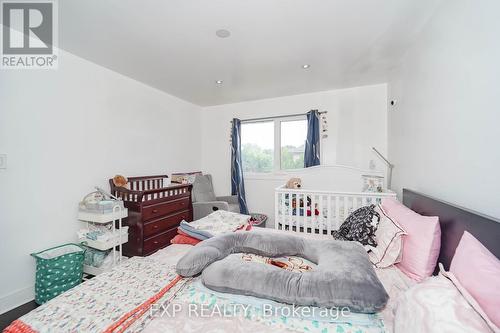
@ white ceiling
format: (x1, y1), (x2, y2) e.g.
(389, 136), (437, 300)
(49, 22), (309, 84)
(59, 0), (441, 106)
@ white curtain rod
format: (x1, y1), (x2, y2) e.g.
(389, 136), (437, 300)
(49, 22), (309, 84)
(230, 111), (327, 123)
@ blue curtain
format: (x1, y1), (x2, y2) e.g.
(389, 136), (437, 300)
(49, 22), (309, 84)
(304, 110), (321, 167)
(231, 118), (249, 214)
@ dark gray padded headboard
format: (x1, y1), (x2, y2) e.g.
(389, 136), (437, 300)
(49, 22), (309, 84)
(403, 189), (500, 272)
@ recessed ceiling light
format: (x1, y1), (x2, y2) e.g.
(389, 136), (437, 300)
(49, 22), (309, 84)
(216, 29), (231, 38)
(302, 64), (310, 69)
(215, 80), (223, 84)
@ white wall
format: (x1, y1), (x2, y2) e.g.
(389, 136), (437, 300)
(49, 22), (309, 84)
(388, 0), (500, 218)
(0, 50), (201, 313)
(200, 84), (388, 223)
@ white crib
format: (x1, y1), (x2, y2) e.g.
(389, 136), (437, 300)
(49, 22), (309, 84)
(273, 166), (396, 235)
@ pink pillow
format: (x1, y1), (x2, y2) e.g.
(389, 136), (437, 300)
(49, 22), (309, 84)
(381, 198), (441, 281)
(450, 231), (500, 329)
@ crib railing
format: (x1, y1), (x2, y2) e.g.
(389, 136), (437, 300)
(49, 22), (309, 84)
(109, 175), (190, 204)
(274, 185), (397, 235)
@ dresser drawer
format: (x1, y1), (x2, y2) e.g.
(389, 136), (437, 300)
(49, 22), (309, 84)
(143, 210), (189, 238)
(143, 228), (177, 255)
(142, 197), (190, 221)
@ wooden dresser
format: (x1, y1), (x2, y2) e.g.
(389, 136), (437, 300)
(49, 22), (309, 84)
(109, 175), (193, 257)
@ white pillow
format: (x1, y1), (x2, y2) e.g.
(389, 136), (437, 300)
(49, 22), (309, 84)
(368, 205), (406, 268)
(394, 272), (494, 333)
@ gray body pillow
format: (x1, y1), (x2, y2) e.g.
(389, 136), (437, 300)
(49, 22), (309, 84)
(176, 231), (389, 313)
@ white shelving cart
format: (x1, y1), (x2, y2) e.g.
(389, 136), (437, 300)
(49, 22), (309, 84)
(77, 204), (128, 276)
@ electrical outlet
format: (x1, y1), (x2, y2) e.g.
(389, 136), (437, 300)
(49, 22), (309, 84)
(0, 154), (6, 169)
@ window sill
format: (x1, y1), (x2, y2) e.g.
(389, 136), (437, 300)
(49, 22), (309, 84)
(243, 170), (303, 181)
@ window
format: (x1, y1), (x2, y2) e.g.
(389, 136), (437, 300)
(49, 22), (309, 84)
(281, 119), (307, 170)
(241, 121), (274, 173)
(241, 117), (308, 173)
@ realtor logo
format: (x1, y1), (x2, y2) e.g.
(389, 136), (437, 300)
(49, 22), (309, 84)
(1, 0), (58, 69)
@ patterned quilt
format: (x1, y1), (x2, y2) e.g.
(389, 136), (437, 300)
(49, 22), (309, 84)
(5, 258), (188, 333)
(6, 249), (387, 333)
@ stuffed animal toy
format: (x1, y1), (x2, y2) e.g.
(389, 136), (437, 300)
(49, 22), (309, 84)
(290, 196), (320, 216)
(286, 177), (302, 189)
(113, 175), (128, 188)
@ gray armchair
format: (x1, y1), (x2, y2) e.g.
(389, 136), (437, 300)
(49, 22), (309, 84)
(192, 174), (240, 220)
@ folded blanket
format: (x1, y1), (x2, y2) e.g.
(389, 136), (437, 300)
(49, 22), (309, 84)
(171, 232), (202, 245)
(187, 210), (251, 235)
(179, 222), (211, 240)
(178, 211), (253, 241)
(177, 228), (204, 240)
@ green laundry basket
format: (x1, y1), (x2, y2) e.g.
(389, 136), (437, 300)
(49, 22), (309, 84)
(31, 243), (86, 304)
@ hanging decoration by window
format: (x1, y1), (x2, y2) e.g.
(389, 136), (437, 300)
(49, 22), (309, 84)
(320, 112), (328, 139)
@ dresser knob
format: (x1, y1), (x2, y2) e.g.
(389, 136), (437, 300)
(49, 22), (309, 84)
(152, 209), (158, 213)
(153, 241), (159, 245)
(153, 225), (159, 229)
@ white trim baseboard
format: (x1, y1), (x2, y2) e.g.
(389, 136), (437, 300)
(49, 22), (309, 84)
(0, 285), (34, 314)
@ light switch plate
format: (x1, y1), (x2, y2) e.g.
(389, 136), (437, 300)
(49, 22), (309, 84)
(0, 154), (6, 169)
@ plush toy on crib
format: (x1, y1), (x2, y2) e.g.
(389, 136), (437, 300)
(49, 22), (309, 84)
(285, 177), (302, 189)
(112, 175), (128, 188)
(285, 178), (320, 217)
(291, 196), (320, 216)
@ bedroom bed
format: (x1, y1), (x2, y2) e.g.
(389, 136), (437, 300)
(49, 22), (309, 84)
(4, 189), (499, 333)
